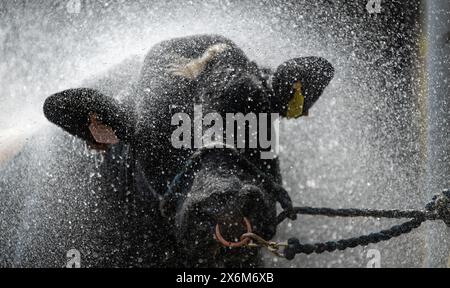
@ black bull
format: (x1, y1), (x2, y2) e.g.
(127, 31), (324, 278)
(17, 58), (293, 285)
(42, 34), (334, 267)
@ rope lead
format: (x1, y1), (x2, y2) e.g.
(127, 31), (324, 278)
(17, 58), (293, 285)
(280, 189), (450, 260)
(214, 189), (450, 260)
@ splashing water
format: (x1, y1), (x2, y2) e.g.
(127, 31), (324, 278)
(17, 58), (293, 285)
(0, 0), (448, 267)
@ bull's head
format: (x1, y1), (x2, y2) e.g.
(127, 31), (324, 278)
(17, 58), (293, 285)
(43, 36), (333, 267)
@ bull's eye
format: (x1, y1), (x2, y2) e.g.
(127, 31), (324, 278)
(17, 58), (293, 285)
(286, 81), (305, 119)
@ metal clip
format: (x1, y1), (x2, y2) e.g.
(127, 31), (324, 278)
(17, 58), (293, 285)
(240, 232), (288, 258)
(215, 217), (287, 258)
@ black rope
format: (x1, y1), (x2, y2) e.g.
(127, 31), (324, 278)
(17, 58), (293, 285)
(278, 189), (450, 260)
(283, 218), (424, 259)
(277, 206), (438, 225)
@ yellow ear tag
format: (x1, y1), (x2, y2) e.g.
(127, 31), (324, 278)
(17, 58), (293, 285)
(286, 81), (305, 119)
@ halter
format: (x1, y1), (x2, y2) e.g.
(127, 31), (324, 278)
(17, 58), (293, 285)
(160, 145), (296, 220)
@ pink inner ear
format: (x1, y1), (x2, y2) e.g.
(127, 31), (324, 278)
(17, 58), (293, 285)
(88, 114), (119, 145)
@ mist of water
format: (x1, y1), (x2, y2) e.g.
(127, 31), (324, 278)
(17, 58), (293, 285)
(0, 0), (448, 267)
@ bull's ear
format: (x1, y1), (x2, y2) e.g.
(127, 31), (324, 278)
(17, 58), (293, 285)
(271, 57), (334, 118)
(43, 88), (134, 145)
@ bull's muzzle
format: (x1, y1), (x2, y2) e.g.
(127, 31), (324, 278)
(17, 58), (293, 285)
(169, 181), (277, 266)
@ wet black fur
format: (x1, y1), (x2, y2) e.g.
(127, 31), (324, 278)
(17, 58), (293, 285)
(43, 34), (333, 267)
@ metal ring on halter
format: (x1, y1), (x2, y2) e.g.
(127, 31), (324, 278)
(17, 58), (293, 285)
(215, 217), (253, 248)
